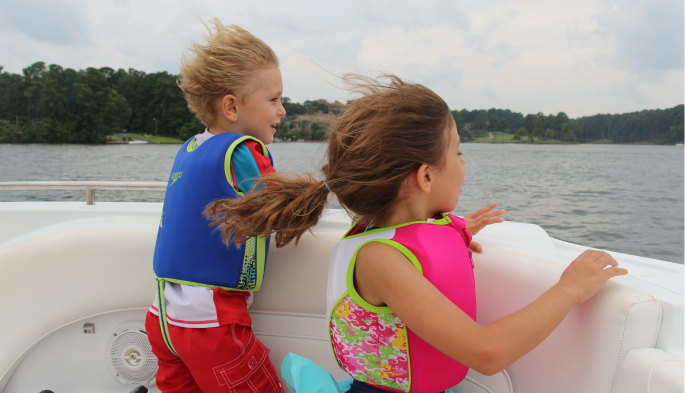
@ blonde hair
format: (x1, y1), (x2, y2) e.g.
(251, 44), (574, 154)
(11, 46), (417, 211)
(178, 19), (279, 126)
(205, 74), (452, 248)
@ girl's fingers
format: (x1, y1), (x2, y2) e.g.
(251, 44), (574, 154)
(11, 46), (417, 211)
(483, 209), (506, 217)
(467, 202), (499, 218)
(594, 251), (619, 269)
(469, 216), (505, 230)
(603, 266), (629, 278)
(470, 209), (506, 223)
(469, 241), (483, 253)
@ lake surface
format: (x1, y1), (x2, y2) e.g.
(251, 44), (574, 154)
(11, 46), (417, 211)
(0, 143), (682, 264)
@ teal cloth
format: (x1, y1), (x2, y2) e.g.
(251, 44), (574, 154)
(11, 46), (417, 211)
(232, 142), (264, 193)
(281, 353), (354, 393)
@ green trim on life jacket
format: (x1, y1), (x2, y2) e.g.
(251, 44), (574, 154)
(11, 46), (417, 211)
(345, 239), (423, 314)
(223, 135), (270, 197)
(341, 213), (452, 240)
(186, 137), (198, 152)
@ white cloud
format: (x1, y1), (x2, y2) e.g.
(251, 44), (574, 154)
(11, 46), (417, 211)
(0, 0), (87, 45)
(593, 0), (684, 74)
(0, 0), (681, 117)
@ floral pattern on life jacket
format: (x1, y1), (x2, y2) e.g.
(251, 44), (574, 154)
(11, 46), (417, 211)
(330, 295), (410, 392)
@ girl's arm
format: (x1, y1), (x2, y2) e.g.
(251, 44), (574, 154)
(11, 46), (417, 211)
(354, 243), (627, 376)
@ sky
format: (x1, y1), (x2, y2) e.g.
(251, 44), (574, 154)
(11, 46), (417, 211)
(0, 0), (682, 118)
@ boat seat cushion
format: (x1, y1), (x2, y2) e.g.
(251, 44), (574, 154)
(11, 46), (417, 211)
(473, 247), (662, 393)
(613, 348), (684, 393)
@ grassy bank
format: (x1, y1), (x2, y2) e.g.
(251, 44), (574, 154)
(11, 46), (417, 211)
(467, 131), (578, 144)
(112, 133), (184, 144)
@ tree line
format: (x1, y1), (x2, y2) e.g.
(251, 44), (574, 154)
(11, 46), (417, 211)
(452, 106), (683, 144)
(0, 62), (201, 143)
(1, 62), (682, 144)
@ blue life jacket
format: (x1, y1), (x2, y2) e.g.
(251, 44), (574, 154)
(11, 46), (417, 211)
(153, 132), (273, 291)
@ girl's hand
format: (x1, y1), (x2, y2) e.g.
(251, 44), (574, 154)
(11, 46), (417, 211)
(463, 202), (505, 253)
(557, 250), (628, 304)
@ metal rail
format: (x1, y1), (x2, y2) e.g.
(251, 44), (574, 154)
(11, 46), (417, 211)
(0, 181), (166, 205)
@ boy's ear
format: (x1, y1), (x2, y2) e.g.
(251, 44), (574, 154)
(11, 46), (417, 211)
(220, 94), (239, 123)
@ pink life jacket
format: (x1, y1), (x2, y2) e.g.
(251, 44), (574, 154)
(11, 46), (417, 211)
(326, 213), (477, 393)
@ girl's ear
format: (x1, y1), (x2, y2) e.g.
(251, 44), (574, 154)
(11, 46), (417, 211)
(415, 164), (432, 194)
(220, 94), (239, 123)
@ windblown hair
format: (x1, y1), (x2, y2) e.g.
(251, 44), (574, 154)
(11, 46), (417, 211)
(205, 74), (452, 248)
(178, 19), (279, 126)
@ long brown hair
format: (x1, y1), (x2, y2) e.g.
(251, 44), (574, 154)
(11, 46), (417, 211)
(205, 74), (452, 248)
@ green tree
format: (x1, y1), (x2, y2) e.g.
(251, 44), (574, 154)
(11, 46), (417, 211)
(281, 97), (306, 115)
(532, 118), (544, 138)
(472, 111), (487, 131)
(310, 122), (326, 140)
(554, 112), (569, 130)
(544, 128), (556, 141)
(178, 118), (205, 141)
(560, 122), (581, 142)
(669, 125), (684, 144)
(459, 128), (473, 141)
(523, 114), (536, 133)
(0, 121), (20, 143)
(513, 127), (527, 140)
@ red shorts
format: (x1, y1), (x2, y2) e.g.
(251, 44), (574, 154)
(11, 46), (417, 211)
(145, 312), (284, 393)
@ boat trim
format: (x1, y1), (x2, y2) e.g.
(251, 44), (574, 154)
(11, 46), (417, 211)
(0, 181), (166, 205)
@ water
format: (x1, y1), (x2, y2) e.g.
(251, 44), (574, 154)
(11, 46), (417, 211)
(0, 143), (682, 264)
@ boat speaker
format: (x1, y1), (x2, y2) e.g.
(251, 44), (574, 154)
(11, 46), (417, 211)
(106, 321), (158, 387)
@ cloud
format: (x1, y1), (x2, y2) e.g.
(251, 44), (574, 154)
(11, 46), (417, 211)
(350, 0), (470, 31)
(0, 0), (681, 117)
(0, 0), (87, 46)
(593, 0), (684, 74)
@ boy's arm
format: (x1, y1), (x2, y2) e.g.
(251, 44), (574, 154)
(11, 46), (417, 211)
(229, 141), (275, 194)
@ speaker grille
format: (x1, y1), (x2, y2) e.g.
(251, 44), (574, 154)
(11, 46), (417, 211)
(106, 322), (158, 386)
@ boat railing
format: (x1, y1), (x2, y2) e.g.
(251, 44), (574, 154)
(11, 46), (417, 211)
(0, 181), (166, 205)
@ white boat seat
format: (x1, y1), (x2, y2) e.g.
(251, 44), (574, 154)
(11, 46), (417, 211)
(472, 247), (668, 393)
(0, 212), (680, 393)
(451, 369), (513, 393)
(613, 348), (684, 393)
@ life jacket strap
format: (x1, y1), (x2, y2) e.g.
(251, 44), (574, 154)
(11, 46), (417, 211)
(156, 278), (179, 357)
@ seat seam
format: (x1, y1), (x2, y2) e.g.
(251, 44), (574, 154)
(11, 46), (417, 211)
(610, 298), (659, 393)
(647, 359), (684, 393)
(650, 302), (663, 348)
(464, 375), (496, 393)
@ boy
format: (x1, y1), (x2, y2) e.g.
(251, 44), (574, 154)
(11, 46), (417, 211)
(145, 19), (286, 393)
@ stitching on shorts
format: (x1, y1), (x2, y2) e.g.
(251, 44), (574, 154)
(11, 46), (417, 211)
(219, 370), (230, 387)
(262, 364), (281, 392)
(232, 324), (246, 353)
(212, 338), (269, 388)
(247, 378), (258, 393)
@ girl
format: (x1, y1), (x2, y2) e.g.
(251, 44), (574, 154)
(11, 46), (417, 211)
(205, 75), (627, 393)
